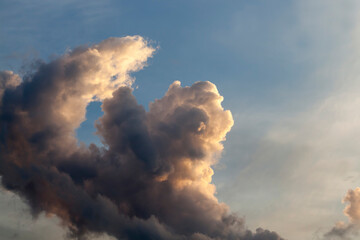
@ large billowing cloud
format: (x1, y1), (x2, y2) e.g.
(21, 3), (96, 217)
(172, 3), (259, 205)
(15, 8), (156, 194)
(0, 36), (283, 240)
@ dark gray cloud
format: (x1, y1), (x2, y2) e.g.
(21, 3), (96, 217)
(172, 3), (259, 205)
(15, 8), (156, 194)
(0, 37), (283, 240)
(323, 222), (356, 240)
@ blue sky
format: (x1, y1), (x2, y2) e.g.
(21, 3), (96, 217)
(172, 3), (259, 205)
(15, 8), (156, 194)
(1, 0), (319, 147)
(2, 1), (360, 240)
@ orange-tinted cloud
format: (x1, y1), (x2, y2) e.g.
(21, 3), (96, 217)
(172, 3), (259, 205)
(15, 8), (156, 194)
(0, 37), (283, 240)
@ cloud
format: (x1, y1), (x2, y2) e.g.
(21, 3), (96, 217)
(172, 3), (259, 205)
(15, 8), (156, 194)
(0, 36), (283, 240)
(0, 70), (21, 102)
(213, 2), (360, 239)
(343, 188), (360, 224)
(323, 188), (360, 240)
(323, 222), (356, 240)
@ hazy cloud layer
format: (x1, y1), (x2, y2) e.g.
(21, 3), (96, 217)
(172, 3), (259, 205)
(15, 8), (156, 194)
(0, 37), (283, 240)
(211, 2), (360, 240)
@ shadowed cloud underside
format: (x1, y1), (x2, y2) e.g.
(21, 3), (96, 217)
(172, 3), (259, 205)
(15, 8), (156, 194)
(0, 36), (283, 240)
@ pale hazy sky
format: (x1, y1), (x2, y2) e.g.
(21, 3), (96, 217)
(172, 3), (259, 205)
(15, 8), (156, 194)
(1, 1), (360, 240)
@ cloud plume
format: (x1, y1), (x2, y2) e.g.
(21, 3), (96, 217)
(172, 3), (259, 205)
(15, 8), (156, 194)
(0, 36), (283, 240)
(323, 188), (360, 240)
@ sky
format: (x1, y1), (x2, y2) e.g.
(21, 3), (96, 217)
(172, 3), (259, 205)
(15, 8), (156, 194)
(1, 1), (360, 240)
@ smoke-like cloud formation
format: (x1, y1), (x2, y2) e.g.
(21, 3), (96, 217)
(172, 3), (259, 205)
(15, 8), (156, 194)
(0, 36), (283, 240)
(343, 188), (360, 224)
(323, 188), (360, 240)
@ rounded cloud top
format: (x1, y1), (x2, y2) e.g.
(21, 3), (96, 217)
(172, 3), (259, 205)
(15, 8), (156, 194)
(0, 36), (283, 240)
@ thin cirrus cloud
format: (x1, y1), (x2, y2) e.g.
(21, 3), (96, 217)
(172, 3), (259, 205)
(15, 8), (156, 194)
(0, 36), (283, 240)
